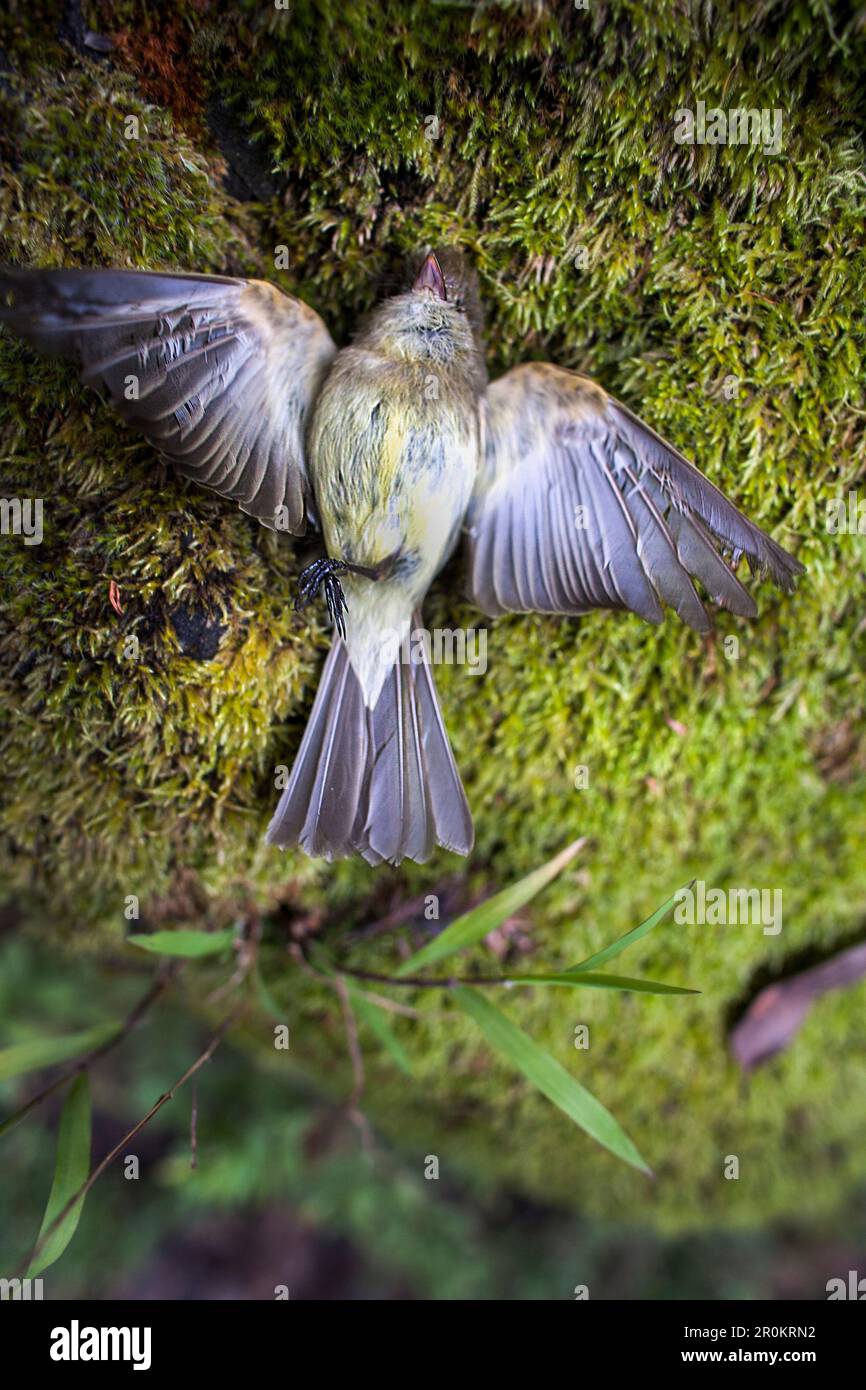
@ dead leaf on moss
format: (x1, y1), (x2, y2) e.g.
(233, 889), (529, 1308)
(730, 942), (866, 1070)
(812, 718), (866, 785)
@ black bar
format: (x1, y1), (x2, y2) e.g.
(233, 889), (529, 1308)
(1, 1297), (862, 1374)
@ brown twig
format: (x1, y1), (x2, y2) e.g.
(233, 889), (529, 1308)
(189, 1083), (198, 1170)
(348, 988), (420, 1019)
(333, 978), (374, 1155)
(295, 929), (522, 992)
(205, 912), (261, 1005)
(22, 1004), (242, 1277)
(291, 944), (377, 1152)
(3, 963), (180, 1133)
(334, 978), (365, 1106)
(332, 963), (521, 989)
(346, 891), (443, 944)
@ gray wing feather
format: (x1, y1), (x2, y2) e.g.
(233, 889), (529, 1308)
(468, 362), (804, 630)
(0, 267), (336, 532)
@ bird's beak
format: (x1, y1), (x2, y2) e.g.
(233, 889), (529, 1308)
(412, 253), (447, 301)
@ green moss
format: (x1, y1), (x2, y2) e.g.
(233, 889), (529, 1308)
(1, 0), (865, 1231)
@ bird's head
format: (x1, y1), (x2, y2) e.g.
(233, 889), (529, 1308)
(356, 249), (486, 384)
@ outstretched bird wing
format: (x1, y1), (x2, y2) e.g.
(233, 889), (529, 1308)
(0, 267), (337, 533)
(467, 363), (803, 631)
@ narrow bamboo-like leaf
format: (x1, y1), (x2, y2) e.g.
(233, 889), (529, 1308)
(0, 1074), (73, 1139)
(252, 965), (283, 1021)
(347, 988), (413, 1076)
(0, 1023), (120, 1084)
(453, 987), (650, 1174)
(28, 1073), (92, 1276)
(504, 972), (699, 995)
(307, 944), (337, 978)
(565, 884), (690, 974)
(127, 928), (236, 958)
(396, 839), (585, 978)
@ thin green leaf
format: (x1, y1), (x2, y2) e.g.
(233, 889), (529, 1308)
(127, 928), (237, 958)
(28, 1073), (92, 1276)
(307, 944), (338, 978)
(453, 987), (650, 1174)
(504, 972), (699, 995)
(0, 1074), (74, 1139)
(396, 838), (585, 978)
(252, 965), (283, 1021)
(347, 987), (413, 1076)
(565, 884), (691, 974)
(0, 1023), (120, 1084)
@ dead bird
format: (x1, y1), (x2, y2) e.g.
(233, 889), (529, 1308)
(0, 252), (804, 865)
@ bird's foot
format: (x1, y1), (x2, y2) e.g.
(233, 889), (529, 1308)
(295, 556), (389, 640)
(295, 557), (353, 639)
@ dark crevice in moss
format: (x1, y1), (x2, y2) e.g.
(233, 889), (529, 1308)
(169, 602), (228, 661)
(205, 95), (283, 203)
(725, 921), (866, 1035)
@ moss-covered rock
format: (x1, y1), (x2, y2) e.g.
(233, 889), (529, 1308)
(1, 0), (865, 1231)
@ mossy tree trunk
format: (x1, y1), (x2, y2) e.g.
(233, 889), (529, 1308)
(1, 0), (865, 1229)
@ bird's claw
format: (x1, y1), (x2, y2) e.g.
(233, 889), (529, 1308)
(322, 574), (348, 640)
(295, 557), (349, 640)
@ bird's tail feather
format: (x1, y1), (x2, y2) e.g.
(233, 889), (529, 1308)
(265, 618), (473, 865)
